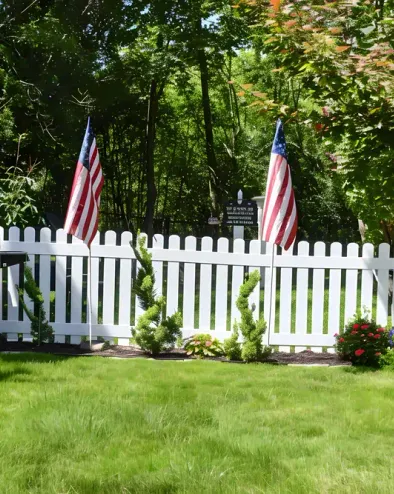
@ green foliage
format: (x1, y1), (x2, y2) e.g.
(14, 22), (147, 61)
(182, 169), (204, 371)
(17, 267), (53, 345)
(0, 167), (40, 228)
(224, 327), (242, 361)
(235, 270), (271, 362)
(130, 236), (182, 355)
(379, 349), (394, 370)
(0, 0), (361, 241)
(245, 0), (394, 242)
(335, 314), (389, 367)
(184, 334), (224, 359)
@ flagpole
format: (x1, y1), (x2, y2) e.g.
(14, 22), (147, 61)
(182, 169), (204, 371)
(266, 243), (275, 347)
(87, 247), (93, 348)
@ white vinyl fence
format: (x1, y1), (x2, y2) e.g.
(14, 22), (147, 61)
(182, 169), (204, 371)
(1, 227), (393, 352)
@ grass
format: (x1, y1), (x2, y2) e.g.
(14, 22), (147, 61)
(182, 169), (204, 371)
(1, 355), (394, 493)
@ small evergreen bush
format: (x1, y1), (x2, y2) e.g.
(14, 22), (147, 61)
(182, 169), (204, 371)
(131, 236), (182, 355)
(224, 327), (242, 361)
(17, 266), (53, 344)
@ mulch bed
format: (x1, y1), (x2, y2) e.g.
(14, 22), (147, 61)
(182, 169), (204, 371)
(0, 342), (350, 366)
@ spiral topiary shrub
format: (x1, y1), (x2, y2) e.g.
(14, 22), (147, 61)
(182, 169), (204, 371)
(233, 270), (271, 363)
(130, 235), (182, 355)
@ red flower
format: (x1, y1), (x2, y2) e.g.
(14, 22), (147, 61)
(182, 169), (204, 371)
(334, 333), (339, 337)
(375, 352), (382, 356)
(353, 324), (360, 329)
(350, 330), (358, 335)
(355, 349), (365, 357)
(361, 324), (369, 330)
(361, 334), (365, 337)
(205, 340), (212, 347)
(339, 337), (345, 343)
(374, 334), (381, 339)
(377, 328), (385, 333)
(368, 333), (374, 337)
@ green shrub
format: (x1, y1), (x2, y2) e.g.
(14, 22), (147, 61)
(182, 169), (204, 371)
(184, 333), (224, 358)
(235, 270), (271, 362)
(335, 314), (388, 366)
(224, 327), (242, 361)
(130, 236), (182, 355)
(17, 266), (53, 345)
(379, 349), (394, 369)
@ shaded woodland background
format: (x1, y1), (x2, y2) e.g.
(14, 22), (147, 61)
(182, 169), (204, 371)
(1, 0), (393, 243)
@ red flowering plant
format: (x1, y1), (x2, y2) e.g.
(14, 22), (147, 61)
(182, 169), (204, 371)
(335, 315), (389, 366)
(184, 334), (224, 359)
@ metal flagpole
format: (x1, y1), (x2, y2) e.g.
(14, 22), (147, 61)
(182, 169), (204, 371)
(266, 244), (275, 347)
(87, 247), (93, 348)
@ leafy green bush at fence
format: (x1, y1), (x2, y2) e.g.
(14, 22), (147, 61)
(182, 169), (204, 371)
(224, 327), (242, 361)
(17, 266), (53, 344)
(184, 334), (224, 358)
(130, 236), (182, 355)
(335, 314), (389, 367)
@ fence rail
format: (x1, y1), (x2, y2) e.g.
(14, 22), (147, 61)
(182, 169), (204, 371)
(1, 227), (393, 351)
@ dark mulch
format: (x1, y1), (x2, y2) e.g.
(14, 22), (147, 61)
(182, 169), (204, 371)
(0, 342), (349, 366)
(265, 350), (350, 366)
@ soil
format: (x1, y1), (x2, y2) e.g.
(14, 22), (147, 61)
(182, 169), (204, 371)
(0, 342), (350, 366)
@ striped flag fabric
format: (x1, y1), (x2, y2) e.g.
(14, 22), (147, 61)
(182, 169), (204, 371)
(261, 119), (297, 250)
(64, 118), (104, 247)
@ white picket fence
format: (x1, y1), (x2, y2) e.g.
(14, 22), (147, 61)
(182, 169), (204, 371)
(1, 227), (393, 352)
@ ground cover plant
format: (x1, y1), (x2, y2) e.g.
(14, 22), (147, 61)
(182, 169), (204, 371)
(1, 354), (394, 493)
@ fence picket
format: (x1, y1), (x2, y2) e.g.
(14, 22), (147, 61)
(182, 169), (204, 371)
(361, 243), (374, 317)
(7, 227), (21, 341)
(328, 243), (342, 338)
(295, 241), (309, 352)
(183, 236), (197, 331)
(102, 231), (116, 329)
(279, 245), (293, 352)
(152, 234), (164, 297)
(23, 227), (36, 328)
(39, 228), (51, 320)
(231, 239), (245, 329)
(345, 243), (359, 325)
(264, 243), (276, 345)
(215, 238), (229, 336)
(90, 233), (100, 327)
(118, 232), (132, 346)
(70, 235), (84, 345)
(0, 228), (3, 321)
(248, 240), (261, 321)
(311, 242), (326, 352)
(376, 243), (390, 327)
(166, 235), (180, 316)
(199, 237), (213, 332)
(54, 229), (67, 343)
(134, 233), (147, 322)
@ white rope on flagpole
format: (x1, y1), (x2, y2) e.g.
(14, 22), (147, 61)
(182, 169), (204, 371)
(87, 247), (93, 348)
(266, 243), (276, 347)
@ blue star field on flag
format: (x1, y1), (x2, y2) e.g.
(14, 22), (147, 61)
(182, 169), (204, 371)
(271, 119), (287, 159)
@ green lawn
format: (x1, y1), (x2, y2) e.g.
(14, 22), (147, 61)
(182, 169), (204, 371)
(1, 355), (394, 493)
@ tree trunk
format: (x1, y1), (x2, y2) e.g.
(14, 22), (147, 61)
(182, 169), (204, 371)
(143, 79), (158, 242)
(196, 18), (220, 217)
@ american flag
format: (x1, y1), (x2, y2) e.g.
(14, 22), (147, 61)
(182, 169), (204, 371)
(261, 119), (297, 251)
(64, 118), (104, 247)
